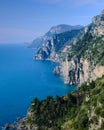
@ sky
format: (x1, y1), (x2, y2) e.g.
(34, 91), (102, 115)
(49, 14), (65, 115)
(0, 0), (104, 43)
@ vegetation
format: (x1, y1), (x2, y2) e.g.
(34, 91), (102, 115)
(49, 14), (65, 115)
(54, 29), (80, 52)
(68, 27), (104, 65)
(24, 76), (104, 130)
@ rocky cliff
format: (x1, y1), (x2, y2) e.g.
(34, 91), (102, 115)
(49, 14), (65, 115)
(33, 10), (104, 86)
(34, 29), (82, 61)
(55, 10), (104, 86)
(59, 58), (104, 86)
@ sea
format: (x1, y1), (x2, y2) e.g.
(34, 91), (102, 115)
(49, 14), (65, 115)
(0, 44), (76, 128)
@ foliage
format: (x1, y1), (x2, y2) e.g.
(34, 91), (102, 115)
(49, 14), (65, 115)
(69, 32), (104, 65)
(53, 29), (80, 52)
(26, 76), (104, 130)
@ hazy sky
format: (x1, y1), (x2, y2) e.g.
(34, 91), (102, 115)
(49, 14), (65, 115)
(0, 0), (104, 43)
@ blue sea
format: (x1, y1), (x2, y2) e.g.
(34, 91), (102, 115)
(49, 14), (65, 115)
(0, 44), (76, 128)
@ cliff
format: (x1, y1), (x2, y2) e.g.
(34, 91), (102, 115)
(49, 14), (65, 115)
(59, 58), (104, 86)
(33, 10), (104, 86)
(34, 29), (81, 61)
(54, 10), (104, 86)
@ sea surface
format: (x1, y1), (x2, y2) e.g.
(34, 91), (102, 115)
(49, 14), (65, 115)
(0, 44), (76, 128)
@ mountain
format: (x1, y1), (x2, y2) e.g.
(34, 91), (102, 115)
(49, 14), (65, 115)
(54, 10), (104, 86)
(29, 24), (83, 49)
(34, 29), (82, 61)
(33, 10), (104, 86)
(45, 24), (83, 36)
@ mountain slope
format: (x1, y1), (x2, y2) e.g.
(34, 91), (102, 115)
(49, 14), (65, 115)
(12, 75), (104, 130)
(34, 29), (82, 61)
(29, 24), (83, 50)
(58, 10), (104, 85)
(32, 10), (104, 85)
(62, 75), (104, 130)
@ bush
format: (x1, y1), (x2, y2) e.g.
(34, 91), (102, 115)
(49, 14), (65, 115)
(90, 116), (98, 124)
(95, 107), (102, 116)
(100, 110), (104, 118)
(78, 114), (89, 128)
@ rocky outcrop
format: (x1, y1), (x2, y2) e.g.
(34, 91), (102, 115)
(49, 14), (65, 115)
(58, 56), (104, 85)
(34, 38), (60, 61)
(56, 56), (104, 86)
(4, 118), (38, 130)
(4, 124), (16, 130)
(54, 57), (80, 85)
(80, 60), (104, 84)
(53, 66), (61, 75)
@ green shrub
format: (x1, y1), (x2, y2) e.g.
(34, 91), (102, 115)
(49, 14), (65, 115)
(95, 107), (102, 116)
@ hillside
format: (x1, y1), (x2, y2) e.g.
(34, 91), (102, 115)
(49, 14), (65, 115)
(29, 24), (82, 49)
(54, 10), (104, 85)
(34, 29), (82, 61)
(10, 75), (104, 130)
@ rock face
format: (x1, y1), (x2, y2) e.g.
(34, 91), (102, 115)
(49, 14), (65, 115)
(53, 66), (61, 75)
(60, 58), (104, 86)
(59, 10), (104, 86)
(60, 57), (80, 85)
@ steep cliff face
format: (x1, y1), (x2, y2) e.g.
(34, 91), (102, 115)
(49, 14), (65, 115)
(59, 10), (104, 86)
(60, 58), (104, 86)
(80, 60), (104, 85)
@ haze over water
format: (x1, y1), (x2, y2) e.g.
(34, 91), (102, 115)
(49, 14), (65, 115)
(0, 44), (76, 127)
